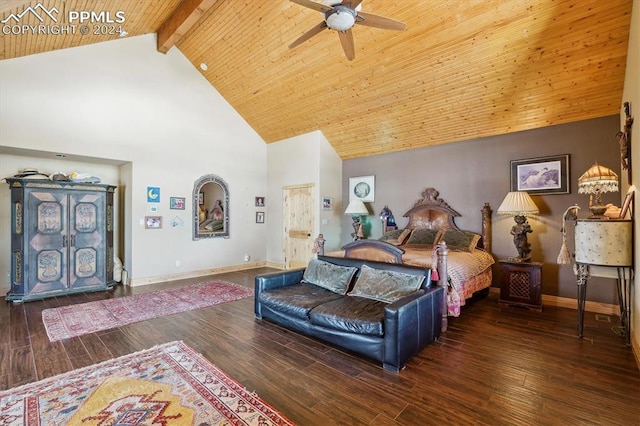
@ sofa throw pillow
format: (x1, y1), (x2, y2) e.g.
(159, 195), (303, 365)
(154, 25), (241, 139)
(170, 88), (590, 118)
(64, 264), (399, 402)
(439, 229), (481, 252)
(348, 264), (425, 303)
(404, 228), (442, 246)
(302, 258), (358, 295)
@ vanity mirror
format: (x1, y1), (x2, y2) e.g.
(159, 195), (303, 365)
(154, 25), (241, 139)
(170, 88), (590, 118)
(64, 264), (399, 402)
(193, 174), (229, 239)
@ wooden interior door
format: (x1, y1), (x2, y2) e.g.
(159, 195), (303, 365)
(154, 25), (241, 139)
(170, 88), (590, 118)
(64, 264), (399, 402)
(283, 184), (314, 270)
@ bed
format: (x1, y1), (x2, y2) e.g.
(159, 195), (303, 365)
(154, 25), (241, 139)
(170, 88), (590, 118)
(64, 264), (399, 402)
(326, 187), (494, 332)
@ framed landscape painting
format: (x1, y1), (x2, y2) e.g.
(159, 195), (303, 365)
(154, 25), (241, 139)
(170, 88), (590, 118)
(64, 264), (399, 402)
(510, 154), (570, 194)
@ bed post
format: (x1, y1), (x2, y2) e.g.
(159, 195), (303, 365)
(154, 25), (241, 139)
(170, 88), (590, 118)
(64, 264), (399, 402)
(435, 241), (449, 333)
(481, 202), (492, 253)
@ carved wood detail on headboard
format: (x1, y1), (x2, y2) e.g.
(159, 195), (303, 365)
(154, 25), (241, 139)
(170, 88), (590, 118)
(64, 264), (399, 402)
(402, 188), (492, 253)
(403, 188), (461, 230)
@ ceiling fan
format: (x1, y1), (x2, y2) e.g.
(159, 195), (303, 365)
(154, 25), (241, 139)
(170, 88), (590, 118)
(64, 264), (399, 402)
(289, 0), (406, 61)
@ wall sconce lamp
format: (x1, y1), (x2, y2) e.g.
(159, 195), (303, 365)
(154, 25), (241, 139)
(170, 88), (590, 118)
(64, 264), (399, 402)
(345, 199), (368, 240)
(577, 163), (619, 218)
(497, 191), (539, 262)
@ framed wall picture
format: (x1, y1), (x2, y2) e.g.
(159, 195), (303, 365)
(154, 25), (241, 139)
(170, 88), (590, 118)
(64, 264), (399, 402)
(255, 196), (265, 207)
(145, 216), (162, 229)
(349, 175), (375, 202)
(322, 197), (333, 210)
(510, 154), (570, 194)
(170, 197), (185, 210)
(619, 189), (634, 219)
(147, 186), (160, 203)
(256, 211), (265, 223)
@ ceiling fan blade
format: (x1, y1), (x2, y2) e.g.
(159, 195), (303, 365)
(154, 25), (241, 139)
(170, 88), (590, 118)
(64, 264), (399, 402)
(289, 21), (328, 49)
(341, 0), (363, 8)
(355, 11), (406, 31)
(290, 0), (334, 13)
(338, 29), (355, 60)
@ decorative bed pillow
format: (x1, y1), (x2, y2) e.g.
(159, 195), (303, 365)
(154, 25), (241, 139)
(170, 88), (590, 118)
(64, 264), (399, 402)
(348, 264), (425, 303)
(384, 228), (412, 246)
(404, 228), (442, 246)
(379, 229), (405, 242)
(302, 258), (358, 295)
(439, 229), (481, 252)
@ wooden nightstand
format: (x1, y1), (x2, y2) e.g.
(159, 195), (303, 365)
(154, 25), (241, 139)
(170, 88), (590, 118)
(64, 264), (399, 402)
(498, 260), (543, 312)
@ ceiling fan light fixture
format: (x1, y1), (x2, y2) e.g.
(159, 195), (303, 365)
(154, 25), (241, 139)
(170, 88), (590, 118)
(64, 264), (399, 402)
(325, 6), (356, 31)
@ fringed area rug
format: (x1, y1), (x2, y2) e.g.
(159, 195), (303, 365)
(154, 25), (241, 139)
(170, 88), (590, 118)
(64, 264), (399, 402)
(43, 280), (253, 341)
(0, 341), (294, 425)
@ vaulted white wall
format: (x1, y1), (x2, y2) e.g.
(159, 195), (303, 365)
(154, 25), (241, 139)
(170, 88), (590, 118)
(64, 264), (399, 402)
(0, 34), (268, 288)
(266, 130), (342, 266)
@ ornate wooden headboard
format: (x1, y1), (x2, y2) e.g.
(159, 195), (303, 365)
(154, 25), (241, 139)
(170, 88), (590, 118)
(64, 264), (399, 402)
(402, 188), (492, 253)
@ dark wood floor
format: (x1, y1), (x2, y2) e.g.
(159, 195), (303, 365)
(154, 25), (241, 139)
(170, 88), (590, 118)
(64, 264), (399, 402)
(1, 268), (639, 425)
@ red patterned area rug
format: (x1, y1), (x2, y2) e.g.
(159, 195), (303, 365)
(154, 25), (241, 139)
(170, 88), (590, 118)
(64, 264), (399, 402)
(0, 341), (294, 425)
(42, 280), (253, 341)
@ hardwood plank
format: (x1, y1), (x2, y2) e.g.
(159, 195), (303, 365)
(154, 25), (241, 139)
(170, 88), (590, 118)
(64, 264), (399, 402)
(0, 268), (637, 426)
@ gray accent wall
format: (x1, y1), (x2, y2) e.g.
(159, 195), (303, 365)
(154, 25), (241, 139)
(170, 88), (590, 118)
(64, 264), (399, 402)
(343, 115), (622, 303)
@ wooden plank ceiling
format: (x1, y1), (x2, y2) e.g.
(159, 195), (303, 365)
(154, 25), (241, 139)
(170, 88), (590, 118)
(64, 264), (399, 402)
(1, 0), (633, 159)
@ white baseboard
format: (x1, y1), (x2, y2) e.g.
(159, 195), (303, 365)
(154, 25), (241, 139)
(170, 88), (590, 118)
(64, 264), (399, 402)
(128, 262), (268, 287)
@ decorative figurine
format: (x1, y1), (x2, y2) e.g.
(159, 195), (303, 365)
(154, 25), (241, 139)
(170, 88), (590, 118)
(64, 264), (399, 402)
(510, 215), (533, 261)
(313, 234), (325, 256)
(379, 205), (397, 233)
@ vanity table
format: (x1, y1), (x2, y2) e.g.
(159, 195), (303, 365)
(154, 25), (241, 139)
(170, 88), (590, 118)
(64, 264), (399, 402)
(574, 219), (633, 345)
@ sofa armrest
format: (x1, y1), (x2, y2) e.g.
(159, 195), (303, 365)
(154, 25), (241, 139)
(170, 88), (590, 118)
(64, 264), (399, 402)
(254, 269), (305, 318)
(382, 286), (444, 371)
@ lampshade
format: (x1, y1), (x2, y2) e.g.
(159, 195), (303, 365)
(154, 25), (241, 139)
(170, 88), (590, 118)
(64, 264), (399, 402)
(345, 199), (368, 215)
(577, 163), (619, 195)
(497, 191), (539, 216)
(575, 219), (632, 266)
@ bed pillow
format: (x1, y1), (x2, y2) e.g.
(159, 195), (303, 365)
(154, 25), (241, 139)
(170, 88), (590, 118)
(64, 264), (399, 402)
(379, 229), (404, 242)
(439, 229), (481, 252)
(302, 258), (358, 295)
(404, 228), (442, 246)
(381, 228), (412, 246)
(348, 264), (425, 303)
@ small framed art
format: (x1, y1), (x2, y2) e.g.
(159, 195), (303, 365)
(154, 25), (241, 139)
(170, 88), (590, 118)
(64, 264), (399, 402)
(170, 197), (185, 210)
(255, 197), (265, 207)
(349, 175), (375, 202)
(620, 190), (634, 219)
(322, 197), (333, 210)
(256, 211), (265, 223)
(145, 216), (162, 229)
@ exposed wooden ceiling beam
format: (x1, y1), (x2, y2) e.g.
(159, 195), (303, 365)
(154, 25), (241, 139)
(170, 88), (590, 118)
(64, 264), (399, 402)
(157, 0), (218, 54)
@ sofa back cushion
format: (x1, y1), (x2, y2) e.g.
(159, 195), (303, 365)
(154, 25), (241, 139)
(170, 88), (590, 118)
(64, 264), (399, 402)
(348, 264), (425, 303)
(317, 255), (432, 289)
(302, 258), (358, 295)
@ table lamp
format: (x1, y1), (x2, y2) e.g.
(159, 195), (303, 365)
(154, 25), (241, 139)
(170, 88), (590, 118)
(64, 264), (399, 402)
(577, 163), (619, 218)
(497, 191), (539, 261)
(345, 199), (368, 240)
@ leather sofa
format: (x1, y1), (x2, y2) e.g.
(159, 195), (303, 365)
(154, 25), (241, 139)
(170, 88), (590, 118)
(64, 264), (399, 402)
(254, 255), (444, 372)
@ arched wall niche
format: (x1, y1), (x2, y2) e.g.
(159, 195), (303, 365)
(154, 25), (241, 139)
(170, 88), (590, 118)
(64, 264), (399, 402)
(193, 174), (229, 239)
